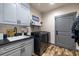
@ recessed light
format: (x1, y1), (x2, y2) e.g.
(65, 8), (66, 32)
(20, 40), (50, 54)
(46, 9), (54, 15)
(49, 3), (54, 5)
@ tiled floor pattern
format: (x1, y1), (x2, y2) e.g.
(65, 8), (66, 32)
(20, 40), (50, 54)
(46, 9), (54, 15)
(42, 44), (79, 56)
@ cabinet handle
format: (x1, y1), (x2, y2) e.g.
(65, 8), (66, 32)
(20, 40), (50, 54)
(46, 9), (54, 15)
(21, 47), (25, 53)
(56, 31), (58, 35)
(17, 20), (21, 24)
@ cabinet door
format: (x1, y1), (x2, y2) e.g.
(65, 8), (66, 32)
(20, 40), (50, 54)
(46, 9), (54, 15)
(20, 3), (30, 26)
(20, 47), (26, 56)
(3, 3), (17, 24)
(25, 45), (33, 56)
(20, 45), (33, 56)
(0, 4), (3, 23)
(26, 7), (30, 26)
(16, 4), (26, 25)
(16, 4), (30, 26)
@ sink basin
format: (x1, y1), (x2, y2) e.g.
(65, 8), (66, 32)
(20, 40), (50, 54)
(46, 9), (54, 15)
(7, 35), (30, 42)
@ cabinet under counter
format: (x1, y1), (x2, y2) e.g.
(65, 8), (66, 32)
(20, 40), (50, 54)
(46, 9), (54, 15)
(0, 36), (34, 56)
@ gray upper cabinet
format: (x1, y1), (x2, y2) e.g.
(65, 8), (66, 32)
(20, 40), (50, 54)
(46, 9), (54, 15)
(0, 4), (3, 23)
(3, 3), (17, 25)
(25, 6), (30, 26)
(0, 3), (30, 26)
(16, 4), (30, 26)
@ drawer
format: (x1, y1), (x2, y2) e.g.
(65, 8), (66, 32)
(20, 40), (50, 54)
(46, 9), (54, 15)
(0, 41), (24, 55)
(1, 47), (22, 56)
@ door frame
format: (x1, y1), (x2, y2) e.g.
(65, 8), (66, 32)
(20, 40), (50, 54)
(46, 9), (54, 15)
(55, 12), (77, 45)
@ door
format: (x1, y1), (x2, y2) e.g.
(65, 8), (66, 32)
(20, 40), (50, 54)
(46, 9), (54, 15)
(55, 12), (77, 50)
(3, 3), (17, 24)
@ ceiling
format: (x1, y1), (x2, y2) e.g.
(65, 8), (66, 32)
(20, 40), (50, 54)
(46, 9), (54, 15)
(30, 3), (67, 13)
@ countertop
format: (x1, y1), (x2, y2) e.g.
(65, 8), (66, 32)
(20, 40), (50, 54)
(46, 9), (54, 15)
(0, 35), (33, 46)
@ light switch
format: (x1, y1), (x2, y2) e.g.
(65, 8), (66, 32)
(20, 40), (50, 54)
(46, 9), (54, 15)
(0, 33), (3, 40)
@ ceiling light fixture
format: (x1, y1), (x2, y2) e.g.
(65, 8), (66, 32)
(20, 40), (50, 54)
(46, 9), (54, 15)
(49, 3), (55, 5)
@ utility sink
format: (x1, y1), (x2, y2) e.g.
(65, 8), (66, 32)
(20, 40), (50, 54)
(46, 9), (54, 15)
(7, 35), (30, 42)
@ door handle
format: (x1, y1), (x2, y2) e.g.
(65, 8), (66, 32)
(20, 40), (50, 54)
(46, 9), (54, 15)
(56, 31), (58, 35)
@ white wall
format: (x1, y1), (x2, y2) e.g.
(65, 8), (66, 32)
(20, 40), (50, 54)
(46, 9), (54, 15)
(42, 4), (79, 44)
(30, 6), (42, 32)
(30, 6), (42, 23)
